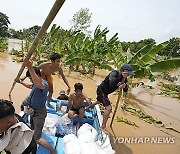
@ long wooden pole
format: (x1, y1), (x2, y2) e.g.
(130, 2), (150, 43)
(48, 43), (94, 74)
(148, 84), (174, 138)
(9, 0), (65, 96)
(110, 88), (123, 128)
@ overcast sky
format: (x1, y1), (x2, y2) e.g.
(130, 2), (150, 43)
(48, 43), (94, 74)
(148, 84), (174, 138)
(1, 0), (180, 43)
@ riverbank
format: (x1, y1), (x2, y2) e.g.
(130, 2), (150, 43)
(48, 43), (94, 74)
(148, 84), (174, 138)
(0, 51), (180, 154)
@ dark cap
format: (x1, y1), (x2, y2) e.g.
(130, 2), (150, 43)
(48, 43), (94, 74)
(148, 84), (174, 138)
(59, 90), (66, 95)
(121, 64), (135, 75)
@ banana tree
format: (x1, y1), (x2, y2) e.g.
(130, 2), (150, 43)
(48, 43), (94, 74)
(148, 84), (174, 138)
(63, 25), (119, 74)
(125, 41), (180, 80)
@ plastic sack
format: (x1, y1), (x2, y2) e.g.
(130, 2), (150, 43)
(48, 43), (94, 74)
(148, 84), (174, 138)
(55, 113), (72, 137)
(62, 134), (81, 154)
(58, 113), (71, 125)
(77, 123), (98, 143)
(79, 141), (108, 154)
(43, 113), (60, 136)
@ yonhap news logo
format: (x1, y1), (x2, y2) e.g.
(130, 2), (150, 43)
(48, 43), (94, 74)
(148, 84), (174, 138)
(113, 137), (175, 144)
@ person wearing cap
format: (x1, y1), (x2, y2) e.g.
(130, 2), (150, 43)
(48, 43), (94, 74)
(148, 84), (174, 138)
(17, 58), (56, 154)
(57, 90), (69, 100)
(0, 99), (37, 154)
(86, 64), (134, 131)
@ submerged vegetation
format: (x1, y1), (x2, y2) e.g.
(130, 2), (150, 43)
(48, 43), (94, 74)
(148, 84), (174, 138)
(116, 116), (139, 128)
(159, 83), (180, 99)
(121, 104), (162, 124)
(158, 72), (178, 82)
(121, 104), (180, 134)
(0, 37), (8, 51)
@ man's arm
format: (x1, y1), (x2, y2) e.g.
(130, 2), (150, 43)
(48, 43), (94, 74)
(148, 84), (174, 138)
(64, 94), (72, 113)
(84, 94), (92, 105)
(58, 67), (71, 94)
(18, 79), (32, 89)
(23, 58), (45, 90)
(85, 101), (99, 111)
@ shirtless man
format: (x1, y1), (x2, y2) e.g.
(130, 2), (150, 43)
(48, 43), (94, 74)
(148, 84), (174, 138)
(20, 53), (70, 108)
(65, 83), (91, 128)
(39, 53), (70, 108)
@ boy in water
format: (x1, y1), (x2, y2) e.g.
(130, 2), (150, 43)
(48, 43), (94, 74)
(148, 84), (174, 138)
(65, 83), (91, 128)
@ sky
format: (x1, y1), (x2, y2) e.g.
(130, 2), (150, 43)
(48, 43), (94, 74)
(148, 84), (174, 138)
(1, 0), (180, 43)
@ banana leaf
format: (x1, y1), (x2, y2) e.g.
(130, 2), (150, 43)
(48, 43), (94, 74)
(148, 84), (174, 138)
(128, 44), (152, 64)
(140, 41), (169, 66)
(107, 33), (118, 45)
(149, 58), (180, 72)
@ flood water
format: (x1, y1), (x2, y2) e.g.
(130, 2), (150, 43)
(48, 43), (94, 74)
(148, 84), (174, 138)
(0, 39), (180, 154)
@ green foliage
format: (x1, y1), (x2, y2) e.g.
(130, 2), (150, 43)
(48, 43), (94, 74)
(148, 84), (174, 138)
(116, 116), (139, 128)
(121, 104), (180, 134)
(121, 104), (163, 124)
(8, 21), (179, 81)
(9, 28), (23, 39)
(9, 25), (41, 39)
(149, 58), (180, 72)
(63, 25), (118, 74)
(158, 37), (180, 58)
(25, 25), (41, 39)
(0, 37), (8, 51)
(126, 41), (180, 81)
(71, 8), (92, 35)
(0, 12), (10, 37)
(159, 83), (180, 99)
(121, 38), (156, 54)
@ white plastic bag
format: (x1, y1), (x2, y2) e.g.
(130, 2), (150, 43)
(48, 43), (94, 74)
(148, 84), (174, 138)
(58, 113), (71, 125)
(43, 113), (60, 135)
(62, 134), (81, 154)
(77, 123), (98, 143)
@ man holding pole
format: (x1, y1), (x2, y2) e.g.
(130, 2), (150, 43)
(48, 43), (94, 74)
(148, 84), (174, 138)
(18, 58), (57, 154)
(86, 64), (134, 131)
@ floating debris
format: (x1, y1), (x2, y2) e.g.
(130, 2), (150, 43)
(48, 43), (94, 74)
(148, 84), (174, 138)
(121, 104), (180, 134)
(158, 82), (180, 99)
(121, 104), (162, 124)
(116, 116), (139, 128)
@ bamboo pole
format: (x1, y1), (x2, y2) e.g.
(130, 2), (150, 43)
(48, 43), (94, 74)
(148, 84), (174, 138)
(110, 88), (123, 128)
(9, 0), (65, 96)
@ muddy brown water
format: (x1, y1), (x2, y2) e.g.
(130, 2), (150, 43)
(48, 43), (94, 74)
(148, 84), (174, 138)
(0, 39), (180, 154)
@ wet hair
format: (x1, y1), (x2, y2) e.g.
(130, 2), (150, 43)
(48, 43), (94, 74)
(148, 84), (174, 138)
(50, 53), (62, 61)
(0, 99), (15, 119)
(74, 83), (83, 91)
(26, 66), (41, 77)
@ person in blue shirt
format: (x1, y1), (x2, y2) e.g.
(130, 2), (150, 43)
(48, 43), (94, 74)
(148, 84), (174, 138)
(18, 58), (56, 154)
(86, 64), (134, 132)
